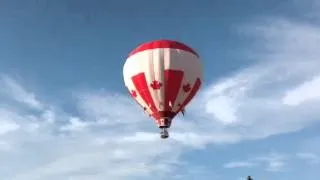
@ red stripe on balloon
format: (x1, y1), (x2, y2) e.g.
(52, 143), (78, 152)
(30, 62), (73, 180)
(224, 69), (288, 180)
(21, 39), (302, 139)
(163, 70), (184, 111)
(131, 73), (158, 114)
(176, 78), (201, 113)
(128, 40), (199, 57)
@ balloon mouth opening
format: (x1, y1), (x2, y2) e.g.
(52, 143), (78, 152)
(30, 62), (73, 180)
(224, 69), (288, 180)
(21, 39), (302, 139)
(158, 117), (172, 128)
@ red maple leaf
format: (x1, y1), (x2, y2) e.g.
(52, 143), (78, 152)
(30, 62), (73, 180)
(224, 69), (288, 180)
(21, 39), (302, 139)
(150, 80), (162, 90)
(131, 90), (137, 97)
(183, 83), (191, 92)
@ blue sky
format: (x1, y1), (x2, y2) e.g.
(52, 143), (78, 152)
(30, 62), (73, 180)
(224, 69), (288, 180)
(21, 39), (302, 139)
(0, 0), (320, 180)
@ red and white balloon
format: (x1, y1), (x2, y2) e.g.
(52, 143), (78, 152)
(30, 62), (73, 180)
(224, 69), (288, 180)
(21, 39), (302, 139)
(123, 39), (203, 138)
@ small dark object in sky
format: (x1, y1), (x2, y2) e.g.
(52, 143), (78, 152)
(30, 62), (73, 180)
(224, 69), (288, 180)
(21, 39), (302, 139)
(247, 176), (253, 180)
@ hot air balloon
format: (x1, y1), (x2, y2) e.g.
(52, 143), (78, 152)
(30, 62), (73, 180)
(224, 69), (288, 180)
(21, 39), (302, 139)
(123, 39), (202, 139)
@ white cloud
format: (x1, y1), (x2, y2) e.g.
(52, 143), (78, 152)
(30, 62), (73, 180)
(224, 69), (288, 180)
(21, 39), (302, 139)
(60, 117), (88, 132)
(224, 151), (320, 174)
(189, 16), (320, 144)
(0, 111), (20, 135)
(0, 75), (43, 110)
(253, 153), (288, 172)
(224, 152), (288, 172)
(296, 152), (320, 164)
(224, 161), (256, 168)
(0, 77), (190, 180)
(282, 75), (320, 106)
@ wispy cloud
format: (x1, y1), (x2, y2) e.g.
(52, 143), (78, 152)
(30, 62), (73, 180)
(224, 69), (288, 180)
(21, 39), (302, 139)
(224, 161), (256, 169)
(296, 152), (320, 164)
(0, 75), (43, 110)
(0, 76), (191, 180)
(224, 152), (288, 172)
(282, 75), (320, 106)
(253, 153), (288, 172)
(224, 150), (320, 173)
(188, 15), (320, 145)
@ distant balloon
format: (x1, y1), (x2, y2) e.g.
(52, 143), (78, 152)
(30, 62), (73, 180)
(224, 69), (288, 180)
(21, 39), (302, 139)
(123, 39), (203, 139)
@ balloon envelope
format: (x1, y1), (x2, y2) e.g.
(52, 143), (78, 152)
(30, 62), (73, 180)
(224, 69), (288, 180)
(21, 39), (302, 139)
(123, 39), (202, 128)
